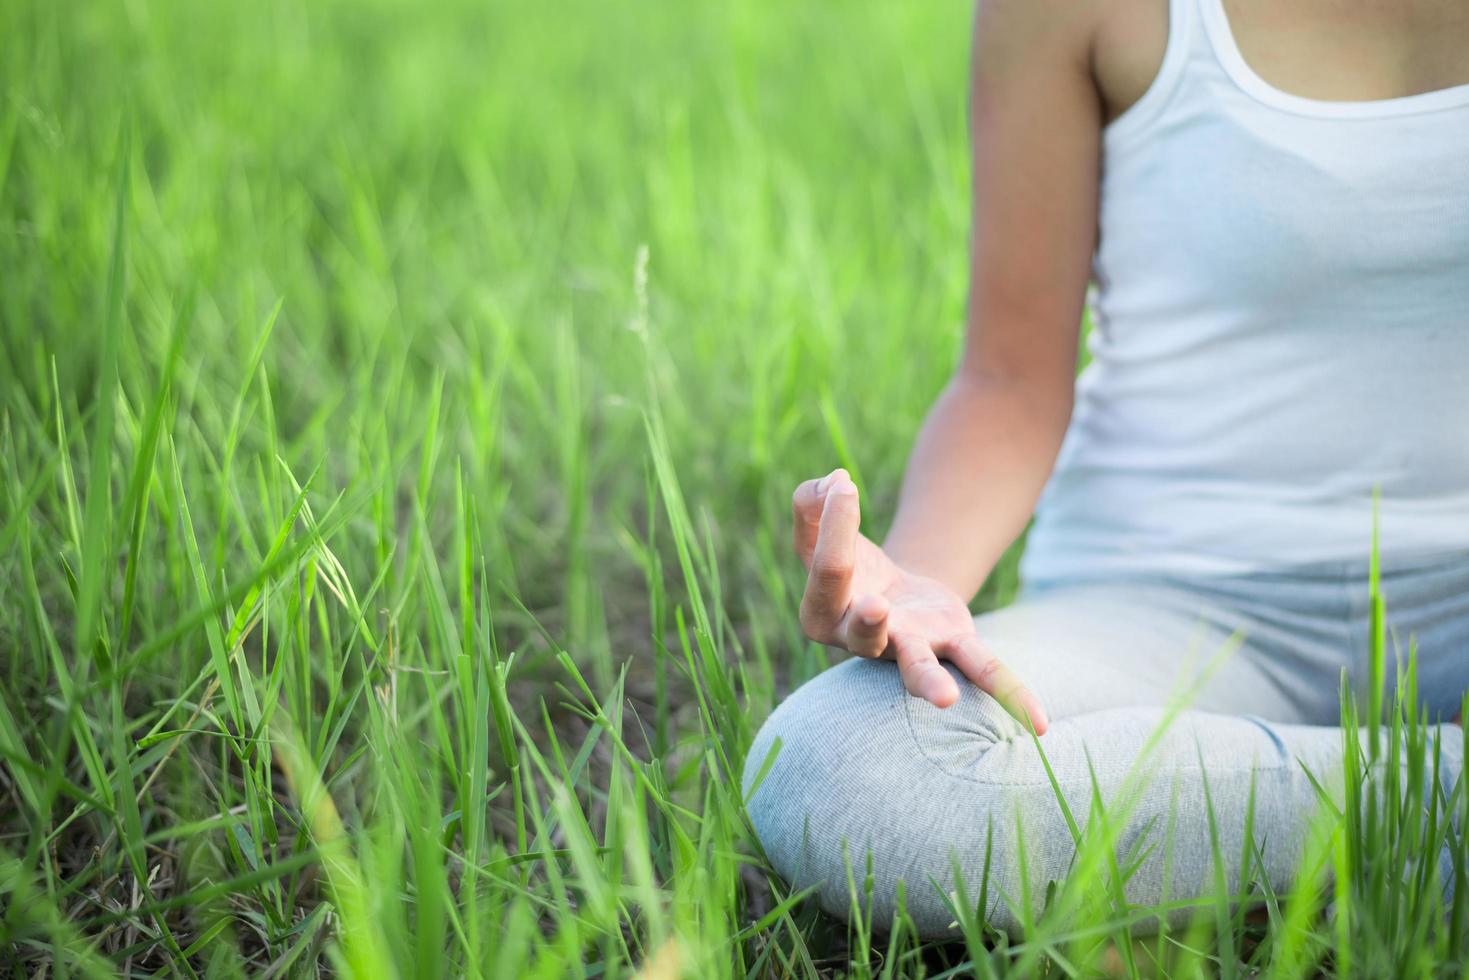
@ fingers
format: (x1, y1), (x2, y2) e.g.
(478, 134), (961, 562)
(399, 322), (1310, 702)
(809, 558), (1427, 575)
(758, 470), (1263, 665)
(843, 593), (890, 658)
(939, 634), (1050, 735)
(798, 475), (861, 641)
(893, 633), (960, 707)
(791, 468), (849, 566)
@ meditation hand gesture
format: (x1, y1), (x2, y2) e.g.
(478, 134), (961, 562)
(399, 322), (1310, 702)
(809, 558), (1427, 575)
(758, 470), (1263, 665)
(792, 468), (1049, 733)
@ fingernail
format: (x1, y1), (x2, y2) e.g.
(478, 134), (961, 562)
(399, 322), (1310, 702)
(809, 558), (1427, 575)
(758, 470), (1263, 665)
(818, 467), (851, 494)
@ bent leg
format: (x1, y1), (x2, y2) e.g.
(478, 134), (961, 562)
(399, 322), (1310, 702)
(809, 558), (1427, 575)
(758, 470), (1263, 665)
(743, 580), (1464, 937)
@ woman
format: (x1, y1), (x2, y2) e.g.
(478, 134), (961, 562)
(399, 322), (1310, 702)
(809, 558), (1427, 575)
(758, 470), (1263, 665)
(743, 0), (1469, 938)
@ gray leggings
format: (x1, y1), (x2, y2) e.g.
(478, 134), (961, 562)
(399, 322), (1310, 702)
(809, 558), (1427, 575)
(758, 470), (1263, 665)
(743, 554), (1469, 937)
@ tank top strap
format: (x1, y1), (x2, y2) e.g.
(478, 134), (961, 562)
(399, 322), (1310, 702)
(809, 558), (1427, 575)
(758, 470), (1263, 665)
(1102, 0), (1202, 144)
(1193, 0), (1469, 118)
(1195, 0), (1260, 97)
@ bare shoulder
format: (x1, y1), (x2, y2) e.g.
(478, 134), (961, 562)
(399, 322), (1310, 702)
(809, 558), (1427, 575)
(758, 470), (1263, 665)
(972, 0), (1169, 125)
(971, 0), (1102, 76)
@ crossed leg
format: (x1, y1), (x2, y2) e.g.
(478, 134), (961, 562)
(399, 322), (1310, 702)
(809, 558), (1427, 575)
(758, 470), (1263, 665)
(743, 576), (1463, 937)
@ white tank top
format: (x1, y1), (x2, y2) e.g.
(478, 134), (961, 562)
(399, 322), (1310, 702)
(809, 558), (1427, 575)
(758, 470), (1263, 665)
(1020, 0), (1469, 583)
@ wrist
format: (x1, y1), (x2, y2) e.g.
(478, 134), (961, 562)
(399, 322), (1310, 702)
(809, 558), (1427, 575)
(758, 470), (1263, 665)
(880, 537), (988, 602)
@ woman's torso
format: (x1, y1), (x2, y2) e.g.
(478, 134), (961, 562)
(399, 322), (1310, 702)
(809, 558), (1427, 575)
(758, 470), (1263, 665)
(1020, 0), (1469, 583)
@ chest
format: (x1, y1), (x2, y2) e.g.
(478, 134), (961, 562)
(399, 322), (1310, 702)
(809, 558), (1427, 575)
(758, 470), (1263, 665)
(1224, 0), (1469, 101)
(1093, 0), (1469, 123)
(1097, 114), (1469, 320)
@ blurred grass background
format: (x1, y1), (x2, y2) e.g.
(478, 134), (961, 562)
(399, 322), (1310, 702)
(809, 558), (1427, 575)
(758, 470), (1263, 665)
(2, 0), (1006, 681)
(0, 0), (1008, 973)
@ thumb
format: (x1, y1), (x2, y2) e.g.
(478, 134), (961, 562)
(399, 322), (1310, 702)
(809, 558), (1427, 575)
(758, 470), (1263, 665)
(792, 468), (850, 565)
(811, 473), (861, 579)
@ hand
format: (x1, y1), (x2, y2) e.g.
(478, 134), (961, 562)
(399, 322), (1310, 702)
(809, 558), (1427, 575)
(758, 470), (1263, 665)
(792, 468), (1049, 733)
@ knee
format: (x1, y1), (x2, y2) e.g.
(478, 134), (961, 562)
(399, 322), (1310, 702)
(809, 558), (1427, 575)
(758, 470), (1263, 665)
(743, 659), (930, 926)
(742, 661), (1027, 806)
(743, 659), (917, 879)
(742, 659), (1047, 937)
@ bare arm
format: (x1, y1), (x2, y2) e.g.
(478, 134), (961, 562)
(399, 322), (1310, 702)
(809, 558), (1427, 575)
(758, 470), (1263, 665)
(883, 0), (1103, 601)
(788, 0), (1105, 725)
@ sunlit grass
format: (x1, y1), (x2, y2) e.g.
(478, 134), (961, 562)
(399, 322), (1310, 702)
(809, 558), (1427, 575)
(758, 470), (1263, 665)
(1, 0), (1465, 975)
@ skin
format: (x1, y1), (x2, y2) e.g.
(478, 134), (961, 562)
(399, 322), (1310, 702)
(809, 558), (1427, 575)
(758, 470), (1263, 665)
(792, 0), (1469, 731)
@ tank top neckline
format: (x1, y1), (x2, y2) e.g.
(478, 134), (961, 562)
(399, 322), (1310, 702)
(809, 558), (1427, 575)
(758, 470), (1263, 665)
(1200, 0), (1469, 119)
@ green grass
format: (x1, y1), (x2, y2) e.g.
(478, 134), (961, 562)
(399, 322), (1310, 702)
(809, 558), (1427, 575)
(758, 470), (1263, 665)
(1, 0), (1465, 975)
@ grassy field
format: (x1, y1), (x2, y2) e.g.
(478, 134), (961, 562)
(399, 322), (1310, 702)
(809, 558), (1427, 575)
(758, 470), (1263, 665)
(2, 0), (1466, 976)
